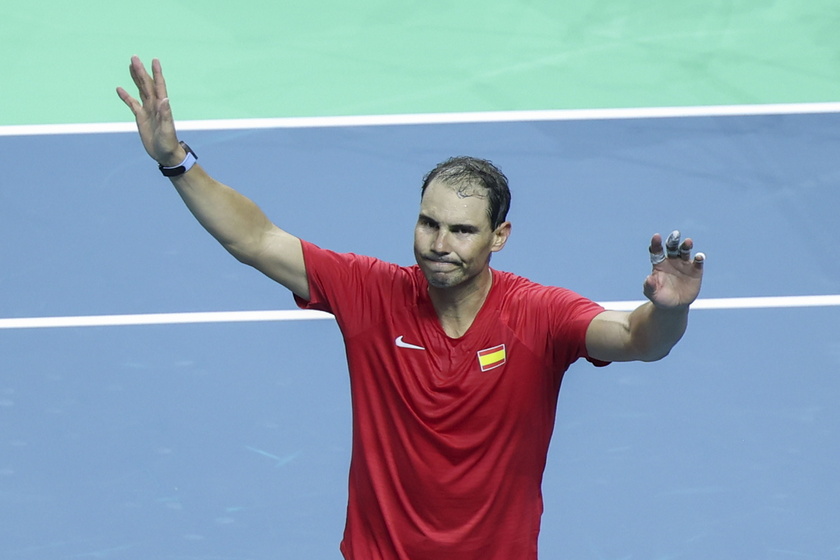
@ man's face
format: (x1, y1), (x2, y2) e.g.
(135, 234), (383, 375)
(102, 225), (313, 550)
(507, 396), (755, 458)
(413, 179), (509, 290)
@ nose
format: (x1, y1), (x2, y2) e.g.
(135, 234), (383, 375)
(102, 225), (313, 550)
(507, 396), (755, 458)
(432, 229), (450, 254)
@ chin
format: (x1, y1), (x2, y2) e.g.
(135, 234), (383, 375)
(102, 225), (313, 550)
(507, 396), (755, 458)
(424, 269), (469, 290)
(422, 268), (457, 289)
(427, 277), (455, 289)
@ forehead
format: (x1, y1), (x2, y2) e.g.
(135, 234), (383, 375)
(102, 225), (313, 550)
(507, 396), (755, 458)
(419, 179), (491, 226)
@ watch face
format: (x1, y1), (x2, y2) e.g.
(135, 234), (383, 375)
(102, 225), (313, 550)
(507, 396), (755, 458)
(179, 141), (195, 158)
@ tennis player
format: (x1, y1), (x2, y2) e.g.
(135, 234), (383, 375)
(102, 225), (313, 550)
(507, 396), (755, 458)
(118, 56), (704, 560)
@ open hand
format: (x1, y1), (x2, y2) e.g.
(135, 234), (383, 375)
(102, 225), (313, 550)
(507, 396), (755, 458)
(644, 230), (704, 309)
(116, 56), (185, 167)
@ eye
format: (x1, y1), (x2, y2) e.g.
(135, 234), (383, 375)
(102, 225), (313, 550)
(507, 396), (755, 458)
(418, 217), (438, 229)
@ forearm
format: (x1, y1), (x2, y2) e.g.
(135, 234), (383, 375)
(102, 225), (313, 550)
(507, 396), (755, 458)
(169, 165), (275, 264)
(626, 301), (689, 362)
(118, 56), (306, 294)
(587, 231), (703, 363)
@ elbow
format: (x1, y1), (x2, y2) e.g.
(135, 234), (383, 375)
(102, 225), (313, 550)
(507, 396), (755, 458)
(229, 247), (269, 274)
(229, 246), (255, 266)
(223, 235), (266, 267)
(225, 238), (277, 276)
(629, 334), (678, 362)
(639, 347), (672, 363)
(635, 335), (684, 362)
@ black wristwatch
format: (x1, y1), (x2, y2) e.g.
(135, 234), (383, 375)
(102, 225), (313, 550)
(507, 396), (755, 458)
(159, 141), (198, 177)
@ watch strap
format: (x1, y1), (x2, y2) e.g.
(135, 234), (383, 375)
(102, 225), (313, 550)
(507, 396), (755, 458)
(159, 141), (197, 177)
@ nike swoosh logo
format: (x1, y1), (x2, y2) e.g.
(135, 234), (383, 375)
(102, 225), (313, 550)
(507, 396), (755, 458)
(395, 336), (426, 350)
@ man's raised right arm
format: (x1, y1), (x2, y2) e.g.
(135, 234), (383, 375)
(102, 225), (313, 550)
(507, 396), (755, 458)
(116, 56), (309, 300)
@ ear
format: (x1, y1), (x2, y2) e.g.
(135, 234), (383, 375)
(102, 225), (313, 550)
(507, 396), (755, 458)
(490, 221), (512, 253)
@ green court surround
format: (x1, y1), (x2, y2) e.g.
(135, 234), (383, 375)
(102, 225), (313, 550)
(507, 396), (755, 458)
(2, 0), (839, 126)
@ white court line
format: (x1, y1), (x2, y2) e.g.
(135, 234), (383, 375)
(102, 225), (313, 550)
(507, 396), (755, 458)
(2, 105), (838, 329)
(2, 102), (840, 137)
(602, 295), (840, 312)
(1, 295), (838, 329)
(0, 310), (334, 330)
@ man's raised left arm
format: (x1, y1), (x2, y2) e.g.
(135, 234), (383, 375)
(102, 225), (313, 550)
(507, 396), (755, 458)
(586, 231), (705, 363)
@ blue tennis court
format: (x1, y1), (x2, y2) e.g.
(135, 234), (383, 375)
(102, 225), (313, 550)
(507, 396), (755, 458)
(2, 109), (839, 558)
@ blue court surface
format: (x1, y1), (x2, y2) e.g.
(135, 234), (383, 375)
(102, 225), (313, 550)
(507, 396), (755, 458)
(1, 112), (840, 558)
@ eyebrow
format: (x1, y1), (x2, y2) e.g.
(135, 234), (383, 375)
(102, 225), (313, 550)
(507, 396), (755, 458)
(417, 213), (481, 233)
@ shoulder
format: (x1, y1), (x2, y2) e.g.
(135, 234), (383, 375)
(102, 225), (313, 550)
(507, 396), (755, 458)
(491, 270), (607, 367)
(494, 270), (590, 306)
(300, 240), (422, 300)
(301, 240), (406, 277)
(493, 269), (604, 326)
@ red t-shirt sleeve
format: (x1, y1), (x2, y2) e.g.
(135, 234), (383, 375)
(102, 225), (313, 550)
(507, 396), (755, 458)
(293, 240), (352, 314)
(546, 288), (609, 368)
(502, 279), (608, 369)
(293, 240), (406, 337)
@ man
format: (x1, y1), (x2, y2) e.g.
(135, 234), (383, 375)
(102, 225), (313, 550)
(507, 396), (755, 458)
(117, 56), (704, 560)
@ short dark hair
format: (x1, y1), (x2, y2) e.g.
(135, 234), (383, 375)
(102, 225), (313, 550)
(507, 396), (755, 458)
(421, 156), (511, 229)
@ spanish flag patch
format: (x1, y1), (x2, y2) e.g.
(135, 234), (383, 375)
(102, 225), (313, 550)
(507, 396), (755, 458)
(477, 344), (507, 372)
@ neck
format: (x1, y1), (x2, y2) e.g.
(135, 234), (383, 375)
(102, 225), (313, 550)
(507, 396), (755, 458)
(428, 268), (493, 338)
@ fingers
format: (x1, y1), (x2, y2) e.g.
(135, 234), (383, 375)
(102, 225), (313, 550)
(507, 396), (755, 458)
(156, 96), (179, 138)
(649, 233), (666, 265)
(679, 239), (693, 260)
(115, 86), (140, 114)
(670, 232), (694, 262)
(151, 58), (169, 104)
(128, 56), (153, 104)
(665, 230), (682, 258)
(649, 230), (705, 267)
(122, 56), (168, 109)
(116, 57), (146, 114)
(118, 56), (177, 132)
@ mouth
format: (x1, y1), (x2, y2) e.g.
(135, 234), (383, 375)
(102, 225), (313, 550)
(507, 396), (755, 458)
(424, 254), (458, 263)
(423, 256), (460, 270)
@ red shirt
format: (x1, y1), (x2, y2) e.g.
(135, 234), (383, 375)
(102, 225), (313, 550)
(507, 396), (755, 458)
(295, 241), (606, 560)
